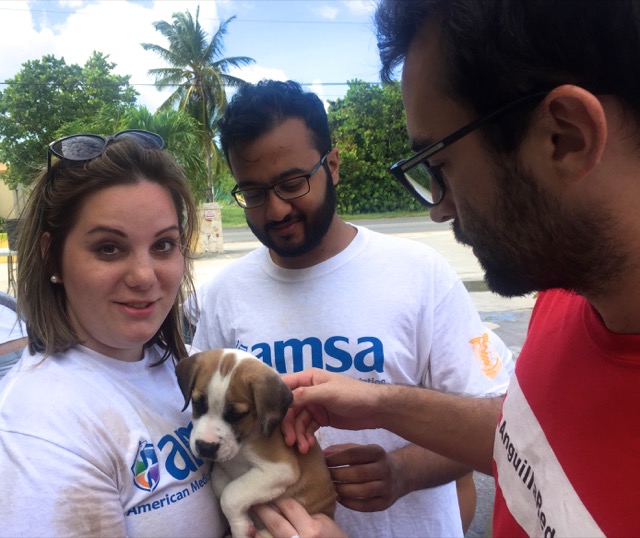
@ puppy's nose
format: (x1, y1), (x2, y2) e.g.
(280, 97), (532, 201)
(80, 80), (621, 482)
(195, 440), (220, 459)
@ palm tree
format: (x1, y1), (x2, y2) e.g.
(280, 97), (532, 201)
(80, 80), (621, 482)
(142, 8), (254, 201)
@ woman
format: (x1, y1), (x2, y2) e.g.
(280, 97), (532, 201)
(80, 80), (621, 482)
(0, 131), (225, 537)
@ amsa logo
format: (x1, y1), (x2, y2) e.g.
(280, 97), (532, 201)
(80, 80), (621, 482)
(131, 423), (203, 492)
(241, 335), (385, 374)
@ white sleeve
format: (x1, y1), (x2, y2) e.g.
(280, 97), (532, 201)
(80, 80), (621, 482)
(191, 280), (232, 351)
(425, 279), (513, 396)
(0, 431), (127, 537)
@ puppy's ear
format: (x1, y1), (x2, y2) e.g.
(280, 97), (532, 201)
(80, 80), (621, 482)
(175, 354), (200, 412)
(254, 372), (293, 438)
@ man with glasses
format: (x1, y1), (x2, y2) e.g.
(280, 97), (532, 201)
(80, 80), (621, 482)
(191, 79), (514, 537)
(280, 0), (640, 535)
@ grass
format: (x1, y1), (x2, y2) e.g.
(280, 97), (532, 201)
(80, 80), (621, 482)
(220, 204), (429, 228)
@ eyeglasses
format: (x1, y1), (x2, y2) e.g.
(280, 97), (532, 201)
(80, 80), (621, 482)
(389, 92), (548, 207)
(231, 151), (330, 209)
(47, 129), (165, 176)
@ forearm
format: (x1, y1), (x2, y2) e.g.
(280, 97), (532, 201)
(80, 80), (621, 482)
(375, 385), (503, 475)
(390, 443), (472, 497)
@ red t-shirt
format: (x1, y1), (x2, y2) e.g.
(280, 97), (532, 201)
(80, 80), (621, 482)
(493, 289), (640, 536)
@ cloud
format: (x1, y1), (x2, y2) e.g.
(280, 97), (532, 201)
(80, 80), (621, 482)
(314, 5), (339, 20)
(0, 1), (221, 112)
(342, 0), (376, 17)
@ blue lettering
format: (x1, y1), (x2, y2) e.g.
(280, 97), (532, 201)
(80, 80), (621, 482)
(251, 343), (273, 368)
(158, 435), (198, 480)
(275, 337), (323, 373)
(174, 423), (203, 466)
(354, 337), (384, 372)
(324, 336), (352, 372)
(246, 336), (386, 374)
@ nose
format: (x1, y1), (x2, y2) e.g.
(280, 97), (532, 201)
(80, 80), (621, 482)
(429, 192), (458, 223)
(124, 253), (157, 290)
(195, 439), (220, 460)
(264, 189), (293, 222)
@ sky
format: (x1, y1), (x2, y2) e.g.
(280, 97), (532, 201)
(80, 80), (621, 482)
(0, 0), (385, 112)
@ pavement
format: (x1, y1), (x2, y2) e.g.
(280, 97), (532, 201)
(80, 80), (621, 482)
(192, 223), (535, 359)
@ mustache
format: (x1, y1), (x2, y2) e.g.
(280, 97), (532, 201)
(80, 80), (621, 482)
(264, 214), (299, 231)
(452, 220), (471, 246)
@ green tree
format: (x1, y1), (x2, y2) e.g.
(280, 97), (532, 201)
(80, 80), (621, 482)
(53, 105), (209, 203)
(328, 80), (420, 214)
(0, 52), (137, 189)
(142, 8), (254, 201)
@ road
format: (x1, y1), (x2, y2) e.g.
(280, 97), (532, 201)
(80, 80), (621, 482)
(222, 216), (449, 243)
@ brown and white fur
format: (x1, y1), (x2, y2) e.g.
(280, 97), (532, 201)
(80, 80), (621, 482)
(176, 349), (336, 538)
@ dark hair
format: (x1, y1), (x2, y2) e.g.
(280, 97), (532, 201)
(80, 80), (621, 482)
(218, 80), (332, 166)
(375, 0), (640, 152)
(17, 138), (198, 363)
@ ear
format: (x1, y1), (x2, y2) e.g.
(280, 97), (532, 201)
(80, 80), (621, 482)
(253, 372), (293, 438)
(326, 147), (340, 186)
(175, 354), (200, 412)
(536, 85), (607, 184)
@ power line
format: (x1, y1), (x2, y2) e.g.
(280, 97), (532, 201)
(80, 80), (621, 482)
(0, 80), (382, 89)
(0, 6), (371, 26)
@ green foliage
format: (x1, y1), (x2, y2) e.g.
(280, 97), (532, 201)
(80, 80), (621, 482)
(0, 52), (137, 188)
(48, 105), (211, 204)
(328, 80), (423, 214)
(142, 8), (254, 201)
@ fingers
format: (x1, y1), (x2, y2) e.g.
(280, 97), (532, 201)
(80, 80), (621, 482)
(324, 444), (385, 467)
(252, 503), (297, 538)
(253, 498), (347, 538)
(321, 444), (397, 512)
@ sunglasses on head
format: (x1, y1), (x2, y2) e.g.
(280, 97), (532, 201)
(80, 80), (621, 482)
(47, 129), (165, 176)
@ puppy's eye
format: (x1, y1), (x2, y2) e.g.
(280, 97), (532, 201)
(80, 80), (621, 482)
(192, 395), (208, 417)
(224, 405), (248, 424)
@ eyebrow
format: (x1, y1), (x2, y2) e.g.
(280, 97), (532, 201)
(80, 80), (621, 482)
(237, 166), (308, 189)
(86, 225), (180, 237)
(409, 137), (436, 153)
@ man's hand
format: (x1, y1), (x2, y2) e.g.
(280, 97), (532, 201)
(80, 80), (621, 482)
(324, 443), (402, 512)
(281, 369), (385, 453)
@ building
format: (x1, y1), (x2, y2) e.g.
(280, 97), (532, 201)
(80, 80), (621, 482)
(0, 164), (24, 220)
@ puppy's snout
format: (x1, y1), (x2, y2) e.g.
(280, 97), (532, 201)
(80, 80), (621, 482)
(195, 439), (220, 459)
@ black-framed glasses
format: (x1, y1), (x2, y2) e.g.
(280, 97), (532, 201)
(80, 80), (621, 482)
(231, 151), (330, 209)
(47, 129), (164, 176)
(389, 92), (548, 207)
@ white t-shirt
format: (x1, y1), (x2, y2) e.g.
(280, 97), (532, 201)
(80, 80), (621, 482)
(0, 344), (226, 538)
(192, 225), (513, 538)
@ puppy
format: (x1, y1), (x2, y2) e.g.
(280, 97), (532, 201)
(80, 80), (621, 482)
(176, 349), (336, 538)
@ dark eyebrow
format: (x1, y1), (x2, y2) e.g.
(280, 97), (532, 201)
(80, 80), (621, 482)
(409, 137), (435, 153)
(86, 225), (180, 237)
(237, 166), (308, 189)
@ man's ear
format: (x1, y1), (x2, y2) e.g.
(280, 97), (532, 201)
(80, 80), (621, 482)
(327, 147), (340, 186)
(539, 85), (607, 183)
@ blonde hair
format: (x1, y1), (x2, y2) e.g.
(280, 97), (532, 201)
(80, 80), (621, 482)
(17, 139), (198, 363)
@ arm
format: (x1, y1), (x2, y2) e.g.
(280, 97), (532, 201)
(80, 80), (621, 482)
(282, 368), (503, 475)
(324, 441), (472, 512)
(0, 433), (127, 537)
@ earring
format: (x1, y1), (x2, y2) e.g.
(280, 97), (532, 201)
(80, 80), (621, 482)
(50, 275), (62, 284)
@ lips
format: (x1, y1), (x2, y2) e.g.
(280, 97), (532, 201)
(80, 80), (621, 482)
(115, 300), (159, 315)
(268, 218), (299, 236)
(125, 302), (153, 309)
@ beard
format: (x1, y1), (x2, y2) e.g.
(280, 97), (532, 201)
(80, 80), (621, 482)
(247, 170), (337, 258)
(452, 156), (627, 298)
